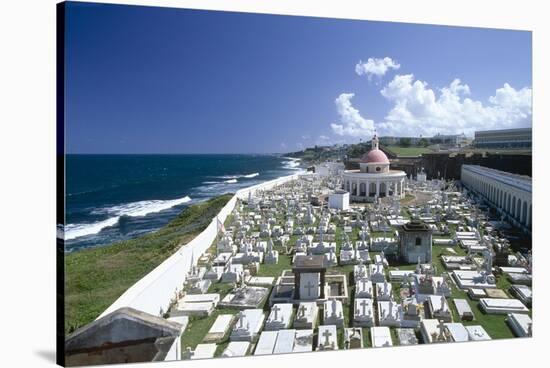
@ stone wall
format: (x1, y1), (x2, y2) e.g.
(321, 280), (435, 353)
(421, 152), (532, 180)
(97, 173), (306, 320)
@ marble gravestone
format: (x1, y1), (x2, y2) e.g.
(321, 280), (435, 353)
(353, 298), (374, 327)
(375, 281), (393, 301)
(317, 325), (338, 351)
(221, 341), (250, 357)
(273, 329), (296, 354)
(293, 329), (314, 352)
(300, 272), (320, 300)
(369, 263), (386, 283)
(377, 300), (402, 327)
(254, 331), (278, 356)
(265, 303), (294, 331)
(294, 302), (319, 329)
(344, 328), (363, 349)
(396, 328), (418, 346)
(465, 325), (491, 341)
(323, 299), (344, 327)
(428, 295), (452, 322)
(204, 314), (235, 342)
(371, 327), (393, 348)
(191, 344), (217, 360)
(356, 277), (374, 298)
(230, 309), (265, 342)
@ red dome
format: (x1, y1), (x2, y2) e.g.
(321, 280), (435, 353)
(360, 149), (389, 164)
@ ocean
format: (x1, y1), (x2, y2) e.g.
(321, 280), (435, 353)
(64, 154), (302, 252)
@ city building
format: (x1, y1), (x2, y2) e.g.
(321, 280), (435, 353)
(342, 134), (406, 202)
(461, 165), (532, 232)
(473, 128), (532, 149)
(430, 133), (469, 148)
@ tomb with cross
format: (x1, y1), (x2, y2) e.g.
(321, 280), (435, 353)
(292, 255), (327, 301)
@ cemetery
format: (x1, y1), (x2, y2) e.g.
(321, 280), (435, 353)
(91, 150), (530, 361)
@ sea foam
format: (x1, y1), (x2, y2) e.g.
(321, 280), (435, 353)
(65, 195), (192, 240)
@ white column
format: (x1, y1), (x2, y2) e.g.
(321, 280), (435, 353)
(365, 181), (369, 198)
(385, 182), (389, 197)
(376, 181), (380, 197)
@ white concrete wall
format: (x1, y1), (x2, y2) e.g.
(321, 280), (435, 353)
(98, 172), (306, 319)
(461, 165), (531, 232)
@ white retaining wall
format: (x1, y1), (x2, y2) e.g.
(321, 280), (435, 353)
(98, 172), (306, 319)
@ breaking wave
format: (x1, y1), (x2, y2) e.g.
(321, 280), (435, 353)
(65, 195), (192, 240)
(282, 157), (301, 170)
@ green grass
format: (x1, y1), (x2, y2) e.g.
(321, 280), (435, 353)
(385, 146), (432, 157)
(64, 193), (233, 334)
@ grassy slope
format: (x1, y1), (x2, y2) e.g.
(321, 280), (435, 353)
(64, 193), (233, 333)
(385, 146), (432, 157)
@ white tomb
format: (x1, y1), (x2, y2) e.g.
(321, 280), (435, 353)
(371, 326), (393, 348)
(254, 331), (278, 355)
(317, 325), (338, 350)
(222, 341), (250, 357)
(375, 281), (393, 301)
(230, 309), (266, 342)
(354, 263), (369, 281)
(191, 344), (217, 360)
(323, 299), (344, 327)
(294, 302), (319, 329)
(204, 314), (235, 342)
(353, 298), (374, 327)
(427, 295), (452, 322)
(355, 277), (374, 298)
(293, 330), (314, 352)
(344, 328), (363, 349)
(300, 272), (320, 300)
(445, 323), (469, 342)
(479, 298), (529, 315)
(265, 303), (294, 331)
(506, 313), (532, 337)
(465, 325), (491, 341)
(453, 299), (474, 321)
(273, 329), (296, 354)
(377, 300), (402, 327)
(369, 263), (386, 283)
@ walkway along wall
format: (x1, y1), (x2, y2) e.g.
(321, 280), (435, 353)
(98, 173), (305, 319)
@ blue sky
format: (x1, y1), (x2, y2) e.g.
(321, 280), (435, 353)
(65, 2), (532, 154)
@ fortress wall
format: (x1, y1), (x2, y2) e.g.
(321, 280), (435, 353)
(98, 172), (305, 319)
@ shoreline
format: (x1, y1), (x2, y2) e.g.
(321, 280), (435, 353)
(65, 169), (306, 332)
(64, 156), (304, 252)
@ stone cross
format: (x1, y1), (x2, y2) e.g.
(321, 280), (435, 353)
(360, 299), (369, 316)
(304, 280), (315, 297)
(238, 312), (245, 329)
(272, 305), (281, 321)
(437, 319), (446, 337)
(299, 304), (307, 318)
(361, 278), (369, 292)
(322, 328), (332, 347)
(331, 299), (337, 317)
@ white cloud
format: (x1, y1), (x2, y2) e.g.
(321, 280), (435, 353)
(331, 93), (375, 138)
(355, 57), (400, 80)
(378, 74), (532, 136)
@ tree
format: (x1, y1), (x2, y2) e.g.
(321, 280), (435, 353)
(418, 138), (429, 147)
(399, 137), (411, 147)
